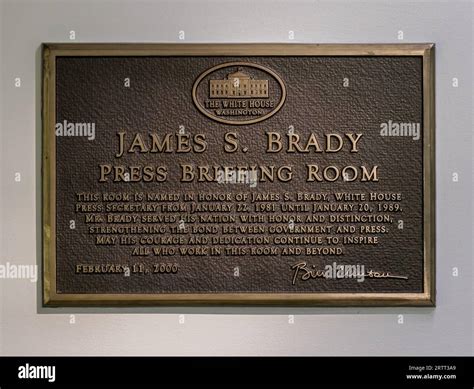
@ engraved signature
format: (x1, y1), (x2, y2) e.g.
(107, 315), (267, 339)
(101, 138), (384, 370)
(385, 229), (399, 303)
(291, 261), (409, 285)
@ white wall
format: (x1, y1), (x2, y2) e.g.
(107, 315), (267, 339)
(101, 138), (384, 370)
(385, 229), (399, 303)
(0, 0), (472, 356)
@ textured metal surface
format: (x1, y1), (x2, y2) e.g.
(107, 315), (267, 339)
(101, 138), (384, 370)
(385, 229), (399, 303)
(54, 55), (424, 295)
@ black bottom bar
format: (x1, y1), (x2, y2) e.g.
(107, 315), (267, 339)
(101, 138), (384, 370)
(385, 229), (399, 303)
(0, 357), (472, 388)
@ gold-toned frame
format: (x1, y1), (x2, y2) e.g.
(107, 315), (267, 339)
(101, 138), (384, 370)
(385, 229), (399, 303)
(42, 43), (435, 307)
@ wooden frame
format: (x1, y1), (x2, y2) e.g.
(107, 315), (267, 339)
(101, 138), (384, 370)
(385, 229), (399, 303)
(42, 43), (435, 306)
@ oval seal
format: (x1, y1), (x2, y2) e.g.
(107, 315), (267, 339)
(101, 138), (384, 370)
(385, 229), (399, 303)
(192, 62), (286, 125)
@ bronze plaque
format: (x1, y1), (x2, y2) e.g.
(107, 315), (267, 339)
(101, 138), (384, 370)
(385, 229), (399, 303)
(42, 44), (435, 306)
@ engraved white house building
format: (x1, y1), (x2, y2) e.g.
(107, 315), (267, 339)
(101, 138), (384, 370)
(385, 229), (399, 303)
(210, 69), (269, 98)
